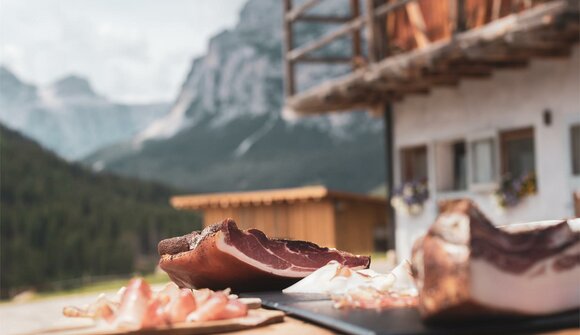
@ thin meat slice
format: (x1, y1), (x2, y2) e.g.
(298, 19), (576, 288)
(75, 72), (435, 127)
(158, 219), (371, 292)
(115, 278), (154, 329)
(186, 292), (229, 322)
(160, 284), (197, 323)
(215, 299), (248, 320)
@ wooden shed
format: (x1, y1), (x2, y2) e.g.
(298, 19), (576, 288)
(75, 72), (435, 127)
(170, 186), (389, 254)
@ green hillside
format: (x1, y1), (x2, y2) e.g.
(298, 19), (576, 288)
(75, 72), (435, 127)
(0, 125), (201, 299)
(87, 115), (386, 193)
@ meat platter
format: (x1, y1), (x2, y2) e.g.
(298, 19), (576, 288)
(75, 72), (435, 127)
(55, 200), (579, 335)
(45, 277), (284, 335)
(28, 307), (284, 335)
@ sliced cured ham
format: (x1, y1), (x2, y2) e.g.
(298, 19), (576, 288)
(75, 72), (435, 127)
(115, 278), (154, 329)
(411, 200), (580, 321)
(63, 279), (249, 330)
(158, 219), (371, 292)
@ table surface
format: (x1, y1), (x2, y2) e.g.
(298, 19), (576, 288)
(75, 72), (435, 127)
(227, 316), (579, 335)
(234, 317), (580, 335)
(1, 287), (577, 335)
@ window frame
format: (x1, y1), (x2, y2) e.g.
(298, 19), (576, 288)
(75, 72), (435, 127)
(499, 126), (536, 179)
(399, 144), (429, 184)
(467, 132), (499, 192)
(434, 138), (468, 193)
(570, 124), (580, 176)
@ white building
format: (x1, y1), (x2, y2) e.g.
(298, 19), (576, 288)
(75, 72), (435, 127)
(394, 46), (580, 259)
(282, 0), (579, 258)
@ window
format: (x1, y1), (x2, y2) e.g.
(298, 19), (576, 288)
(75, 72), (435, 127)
(500, 127), (535, 179)
(401, 145), (428, 183)
(571, 124), (580, 175)
(471, 138), (496, 184)
(452, 142), (467, 190)
(435, 140), (466, 191)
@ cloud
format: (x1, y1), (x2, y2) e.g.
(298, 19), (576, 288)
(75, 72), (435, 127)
(0, 0), (247, 104)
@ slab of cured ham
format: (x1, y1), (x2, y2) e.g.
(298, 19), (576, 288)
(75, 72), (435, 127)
(158, 219), (371, 292)
(411, 199), (580, 322)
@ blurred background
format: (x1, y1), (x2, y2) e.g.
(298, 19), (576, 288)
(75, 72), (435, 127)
(1, 0), (578, 305)
(0, 0), (389, 300)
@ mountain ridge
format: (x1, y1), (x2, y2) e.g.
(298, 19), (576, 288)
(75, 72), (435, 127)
(87, 0), (386, 194)
(0, 66), (170, 160)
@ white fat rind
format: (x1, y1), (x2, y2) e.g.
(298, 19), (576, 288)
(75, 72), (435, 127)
(470, 243), (580, 315)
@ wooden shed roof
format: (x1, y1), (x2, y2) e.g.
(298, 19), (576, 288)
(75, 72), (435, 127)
(171, 186), (387, 210)
(285, 0), (579, 115)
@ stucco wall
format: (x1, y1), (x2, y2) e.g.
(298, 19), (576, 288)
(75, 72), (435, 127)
(393, 46), (580, 260)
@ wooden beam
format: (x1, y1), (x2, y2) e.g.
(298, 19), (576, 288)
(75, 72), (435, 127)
(485, 59), (529, 68)
(285, 0), (322, 22)
(451, 64), (493, 77)
(515, 46), (572, 58)
(449, 0), (458, 34)
(285, 0), (578, 115)
(456, 0), (467, 33)
(374, 0), (417, 18)
(375, 0), (390, 59)
(365, 0), (379, 63)
(422, 74), (460, 86)
(455, 57), (529, 68)
(406, 2), (430, 48)
(283, 0), (295, 96)
(350, 0), (362, 71)
(287, 16), (366, 61)
(295, 15), (353, 23)
(506, 35), (572, 50)
(475, 0), (488, 28)
(297, 56), (353, 63)
(492, 0), (502, 20)
(288, 0), (409, 65)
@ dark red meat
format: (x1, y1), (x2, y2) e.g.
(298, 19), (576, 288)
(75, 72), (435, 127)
(158, 219), (370, 292)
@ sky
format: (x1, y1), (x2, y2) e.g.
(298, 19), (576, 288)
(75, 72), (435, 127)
(0, 0), (247, 104)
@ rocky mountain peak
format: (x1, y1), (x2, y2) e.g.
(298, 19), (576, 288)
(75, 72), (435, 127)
(51, 75), (97, 98)
(0, 66), (19, 85)
(0, 67), (169, 160)
(0, 66), (38, 105)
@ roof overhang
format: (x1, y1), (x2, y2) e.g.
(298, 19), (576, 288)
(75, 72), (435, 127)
(171, 186), (387, 210)
(285, 0), (579, 116)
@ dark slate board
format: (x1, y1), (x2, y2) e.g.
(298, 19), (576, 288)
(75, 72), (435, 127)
(241, 292), (580, 335)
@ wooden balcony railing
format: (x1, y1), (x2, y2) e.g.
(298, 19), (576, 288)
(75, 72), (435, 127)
(283, 0), (556, 98)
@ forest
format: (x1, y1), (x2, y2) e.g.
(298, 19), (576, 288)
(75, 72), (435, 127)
(0, 125), (201, 299)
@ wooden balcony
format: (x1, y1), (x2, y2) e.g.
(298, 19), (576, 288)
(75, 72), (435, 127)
(283, 0), (579, 115)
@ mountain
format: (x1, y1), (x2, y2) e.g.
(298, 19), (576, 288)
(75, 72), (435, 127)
(0, 66), (170, 160)
(86, 0), (386, 194)
(0, 124), (200, 298)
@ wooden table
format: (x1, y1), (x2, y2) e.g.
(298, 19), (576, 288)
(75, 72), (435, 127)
(229, 316), (336, 335)
(226, 316), (579, 335)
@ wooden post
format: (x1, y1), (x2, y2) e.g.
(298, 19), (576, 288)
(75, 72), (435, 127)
(287, 17), (366, 62)
(364, 0), (378, 63)
(451, 0), (466, 34)
(383, 103), (396, 251)
(457, 0), (466, 33)
(283, 0), (296, 97)
(406, 2), (430, 48)
(285, 0), (323, 21)
(375, 0), (389, 60)
(350, 0), (362, 70)
(492, 0), (502, 20)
